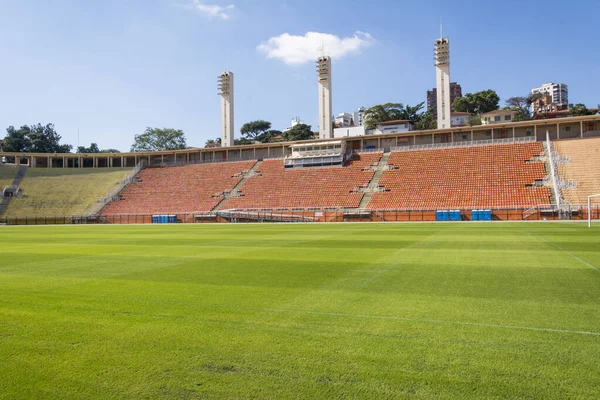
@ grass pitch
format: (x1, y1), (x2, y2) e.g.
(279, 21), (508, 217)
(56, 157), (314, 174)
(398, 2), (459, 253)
(1, 223), (599, 399)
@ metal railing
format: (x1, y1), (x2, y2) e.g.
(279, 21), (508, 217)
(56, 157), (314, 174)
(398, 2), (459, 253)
(149, 154), (285, 168)
(3, 204), (600, 225)
(391, 136), (536, 152)
(86, 163), (145, 215)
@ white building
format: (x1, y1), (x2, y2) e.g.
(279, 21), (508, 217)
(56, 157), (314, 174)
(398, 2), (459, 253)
(451, 112), (471, 127)
(284, 117), (304, 132)
(334, 113), (353, 127)
(317, 56), (333, 139)
(333, 126), (367, 138)
(376, 120), (414, 134)
(531, 83), (568, 108)
(353, 106), (366, 127)
(434, 37), (451, 130)
(335, 107), (367, 128)
(217, 72), (234, 147)
(481, 110), (516, 125)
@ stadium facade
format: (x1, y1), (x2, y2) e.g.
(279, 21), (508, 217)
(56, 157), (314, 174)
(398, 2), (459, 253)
(1, 115), (598, 169)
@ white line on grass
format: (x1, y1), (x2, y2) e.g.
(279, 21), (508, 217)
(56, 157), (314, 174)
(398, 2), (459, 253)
(257, 307), (600, 337)
(526, 231), (600, 273)
(14, 289), (599, 337)
(356, 239), (434, 289)
(356, 261), (402, 288)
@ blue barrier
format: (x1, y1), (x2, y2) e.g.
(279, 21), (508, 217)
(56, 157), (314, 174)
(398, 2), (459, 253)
(152, 215), (178, 224)
(450, 210), (461, 221)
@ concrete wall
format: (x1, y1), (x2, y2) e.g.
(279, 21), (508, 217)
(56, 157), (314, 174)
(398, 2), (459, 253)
(333, 126), (366, 138)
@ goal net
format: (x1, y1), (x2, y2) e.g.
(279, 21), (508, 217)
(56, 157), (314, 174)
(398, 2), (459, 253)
(588, 194), (600, 228)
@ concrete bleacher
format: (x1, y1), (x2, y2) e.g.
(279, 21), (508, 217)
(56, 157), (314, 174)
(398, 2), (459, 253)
(222, 153), (382, 210)
(101, 161), (257, 215)
(3, 168), (132, 217)
(554, 138), (600, 205)
(367, 142), (550, 210)
(0, 166), (17, 190)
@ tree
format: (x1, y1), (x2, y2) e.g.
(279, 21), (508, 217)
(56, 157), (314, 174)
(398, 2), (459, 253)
(282, 124), (314, 142)
(400, 102), (425, 122)
(452, 90), (500, 115)
(234, 137), (252, 146)
(505, 96), (531, 122)
(570, 104), (594, 116)
(77, 143), (100, 154)
(413, 111), (436, 130)
(363, 103), (405, 130)
(131, 128), (186, 152)
(205, 138), (221, 148)
(1, 123), (71, 153)
(240, 120), (271, 142)
(1, 126), (30, 152)
(76, 143), (120, 153)
(262, 130), (282, 143)
(468, 115), (482, 126)
(505, 93), (547, 121)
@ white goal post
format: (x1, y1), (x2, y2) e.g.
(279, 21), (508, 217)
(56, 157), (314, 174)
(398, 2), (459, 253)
(588, 194), (600, 228)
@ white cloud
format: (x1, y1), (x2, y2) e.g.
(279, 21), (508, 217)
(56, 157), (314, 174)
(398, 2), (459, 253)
(181, 0), (236, 20)
(257, 31), (374, 65)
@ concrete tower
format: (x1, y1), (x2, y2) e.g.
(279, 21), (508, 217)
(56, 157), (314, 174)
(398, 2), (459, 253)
(434, 37), (451, 129)
(218, 72), (234, 147)
(317, 56), (333, 139)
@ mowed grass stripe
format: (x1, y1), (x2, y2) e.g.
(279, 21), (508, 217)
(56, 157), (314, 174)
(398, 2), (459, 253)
(1, 223), (599, 399)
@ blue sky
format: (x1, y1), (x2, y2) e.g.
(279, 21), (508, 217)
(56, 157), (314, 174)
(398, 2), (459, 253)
(1, 0), (598, 151)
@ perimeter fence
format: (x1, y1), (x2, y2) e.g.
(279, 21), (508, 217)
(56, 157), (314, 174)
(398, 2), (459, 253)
(1, 205), (599, 225)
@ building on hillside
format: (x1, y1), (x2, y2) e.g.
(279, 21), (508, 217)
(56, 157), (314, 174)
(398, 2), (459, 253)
(334, 113), (353, 127)
(481, 110), (517, 125)
(451, 112), (471, 127)
(335, 107), (367, 128)
(532, 108), (600, 120)
(284, 117), (304, 132)
(531, 93), (560, 114)
(427, 83), (462, 118)
(376, 120), (414, 134)
(353, 106), (366, 126)
(333, 126), (367, 138)
(531, 83), (568, 111)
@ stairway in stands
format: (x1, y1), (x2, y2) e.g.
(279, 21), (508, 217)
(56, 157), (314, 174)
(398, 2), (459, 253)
(212, 161), (262, 212)
(357, 152), (391, 209)
(0, 166), (27, 216)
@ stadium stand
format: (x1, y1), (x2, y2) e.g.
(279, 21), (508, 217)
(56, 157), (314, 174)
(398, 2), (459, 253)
(0, 166), (17, 190)
(554, 138), (600, 205)
(222, 153), (383, 210)
(101, 161), (257, 214)
(367, 142), (550, 209)
(3, 168), (132, 217)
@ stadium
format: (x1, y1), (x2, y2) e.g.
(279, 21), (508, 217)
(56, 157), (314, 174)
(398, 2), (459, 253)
(2, 4), (600, 400)
(2, 115), (600, 224)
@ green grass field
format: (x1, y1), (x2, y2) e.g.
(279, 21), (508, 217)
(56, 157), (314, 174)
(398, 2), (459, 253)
(1, 223), (599, 399)
(3, 168), (131, 217)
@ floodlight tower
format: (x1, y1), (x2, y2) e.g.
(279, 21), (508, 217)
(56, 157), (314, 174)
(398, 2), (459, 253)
(434, 36), (451, 129)
(317, 56), (333, 139)
(218, 72), (234, 147)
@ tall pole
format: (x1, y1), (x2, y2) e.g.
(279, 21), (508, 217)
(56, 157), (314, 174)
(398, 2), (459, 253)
(317, 56), (332, 139)
(434, 36), (451, 130)
(218, 72), (234, 147)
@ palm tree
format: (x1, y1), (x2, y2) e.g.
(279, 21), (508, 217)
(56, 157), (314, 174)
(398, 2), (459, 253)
(363, 103), (404, 130)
